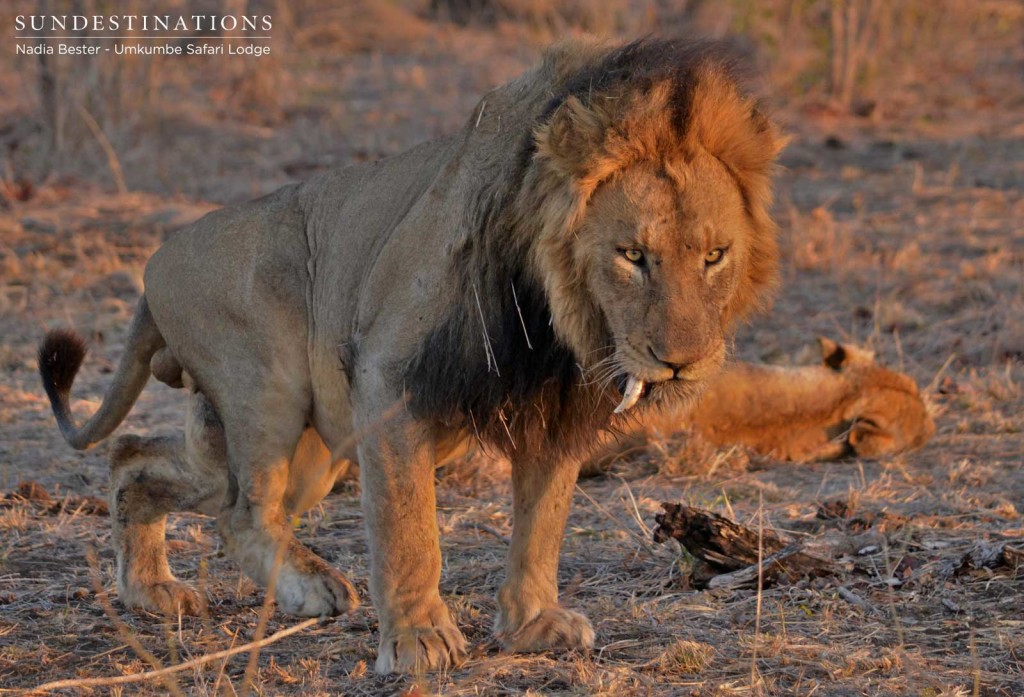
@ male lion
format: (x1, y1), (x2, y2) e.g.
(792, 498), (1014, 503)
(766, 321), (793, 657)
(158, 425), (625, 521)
(38, 38), (784, 673)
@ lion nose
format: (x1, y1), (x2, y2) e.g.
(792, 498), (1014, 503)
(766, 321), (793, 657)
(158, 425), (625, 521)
(647, 346), (692, 377)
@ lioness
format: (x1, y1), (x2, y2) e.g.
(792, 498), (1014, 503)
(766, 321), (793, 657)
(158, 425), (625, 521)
(39, 38), (783, 673)
(585, 337), (935, 472)
(688, 337), (935, 460)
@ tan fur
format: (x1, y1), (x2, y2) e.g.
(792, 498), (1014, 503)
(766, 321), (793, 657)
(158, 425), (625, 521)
(41, 39), (783, 674)
(588, 338), (934, 470)
(688, 338), (935, 460)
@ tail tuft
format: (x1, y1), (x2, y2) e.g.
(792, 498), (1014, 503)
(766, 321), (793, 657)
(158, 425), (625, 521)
(39, 298), (162, 451)
(39, 329), (88, 405)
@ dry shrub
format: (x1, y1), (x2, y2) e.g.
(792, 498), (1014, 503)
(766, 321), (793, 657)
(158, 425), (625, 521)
(786, 205), (855, 273)
(655, 0), (1014, 110)
(2, 0), (299, 189)
(995, 301), (1024, 362)
(655, 430), (755, 480)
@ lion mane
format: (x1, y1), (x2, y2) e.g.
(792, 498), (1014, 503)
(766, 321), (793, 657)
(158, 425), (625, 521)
(405, 37), (782, 457)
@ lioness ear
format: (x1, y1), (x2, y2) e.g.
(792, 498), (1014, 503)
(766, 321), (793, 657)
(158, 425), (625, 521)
(848, 419), (894, 458)
(818, 337), (847, 371)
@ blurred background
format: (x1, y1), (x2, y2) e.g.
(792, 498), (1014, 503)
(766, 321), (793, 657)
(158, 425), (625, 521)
(1, 0), (1019, 202)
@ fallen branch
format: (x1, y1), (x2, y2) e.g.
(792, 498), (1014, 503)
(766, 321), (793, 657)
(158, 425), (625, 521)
(26, 618), (320, 694)
(704, 543), (835, 589)
(653, 502), (787, 568)
(955, 540), (1024, 575)
(837, 585), (881, 615)
(653, 503), (881, 589)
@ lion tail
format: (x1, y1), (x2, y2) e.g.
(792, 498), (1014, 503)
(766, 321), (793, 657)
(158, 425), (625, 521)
(38, 297), (166, 450)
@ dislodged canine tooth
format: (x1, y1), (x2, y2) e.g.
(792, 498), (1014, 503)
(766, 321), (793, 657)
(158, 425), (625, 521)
(614, 375), (645, 414)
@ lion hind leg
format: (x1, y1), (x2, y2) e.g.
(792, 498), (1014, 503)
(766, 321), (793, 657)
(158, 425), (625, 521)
(109, 431), (224, 616)
(215, 388), (358, 619)
(109, 386), (231, 616)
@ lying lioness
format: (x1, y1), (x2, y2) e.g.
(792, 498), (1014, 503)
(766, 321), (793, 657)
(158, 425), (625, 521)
(598, 337), (934, 467)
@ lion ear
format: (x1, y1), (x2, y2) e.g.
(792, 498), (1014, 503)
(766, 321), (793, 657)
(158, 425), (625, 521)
(535, 96), (613, 188)
(818, 337), (847, 371)
(751, 107), (790, 157)
(819, 337), (877, 370)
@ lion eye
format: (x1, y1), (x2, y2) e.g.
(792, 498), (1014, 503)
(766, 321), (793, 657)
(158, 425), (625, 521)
(704, 248), (725, 266)
(622, 248), (644, 264)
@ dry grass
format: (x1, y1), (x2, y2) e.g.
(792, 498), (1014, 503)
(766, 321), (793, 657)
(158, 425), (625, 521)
(1, 1), (1022, 695)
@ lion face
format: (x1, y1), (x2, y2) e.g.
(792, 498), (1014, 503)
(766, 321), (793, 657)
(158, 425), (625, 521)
(529, 64), (783, 416)
(576, 152), (753, 412)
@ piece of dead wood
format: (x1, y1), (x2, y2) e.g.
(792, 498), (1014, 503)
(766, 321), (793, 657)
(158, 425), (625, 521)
(836, 585), (881, 615)
(704, 543), (837, 589)
(652, 502), (788, 568)
(653, 503), (882, 589)
(955, 540), (1024, 575)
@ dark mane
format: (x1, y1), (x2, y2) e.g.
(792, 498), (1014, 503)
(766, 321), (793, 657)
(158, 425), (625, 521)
(540, 37), (748, 131)
(403, 254), (602, 458)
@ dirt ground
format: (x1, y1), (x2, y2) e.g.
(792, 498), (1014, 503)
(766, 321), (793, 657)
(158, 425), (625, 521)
(1, 2), (1022, 695)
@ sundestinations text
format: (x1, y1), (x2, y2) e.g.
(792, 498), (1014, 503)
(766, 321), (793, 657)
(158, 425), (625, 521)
(15, 15), (272, 32)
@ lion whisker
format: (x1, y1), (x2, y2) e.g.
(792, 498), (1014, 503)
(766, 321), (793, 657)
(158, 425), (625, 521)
(579, 355), (622, 387)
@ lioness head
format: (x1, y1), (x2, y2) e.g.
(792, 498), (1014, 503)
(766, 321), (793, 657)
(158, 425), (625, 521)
(819, 338), (936, 457)
(529, 42), (785, 414)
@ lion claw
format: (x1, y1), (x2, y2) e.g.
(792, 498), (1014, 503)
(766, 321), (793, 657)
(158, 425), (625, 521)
(124, 579), (204, 617)
(274, 559), (360, 617)
(375, 623), (468, 675)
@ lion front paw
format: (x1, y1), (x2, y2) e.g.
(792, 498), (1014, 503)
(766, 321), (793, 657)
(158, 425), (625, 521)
(498, 606), (595, 653)
(123, 579), (204, 617)
(375, 621), (468, 675)
(274, 554), (360, 617)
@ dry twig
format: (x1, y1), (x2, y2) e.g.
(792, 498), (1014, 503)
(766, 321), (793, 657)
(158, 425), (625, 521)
(25, 618), (320, 694)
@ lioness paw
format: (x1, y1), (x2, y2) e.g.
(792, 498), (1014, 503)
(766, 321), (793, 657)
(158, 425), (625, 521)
(375, 623), (468, 675)
(124, 580), (204, 617)
(499, 606), (595, 653)
(275, 553), (360, 617)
